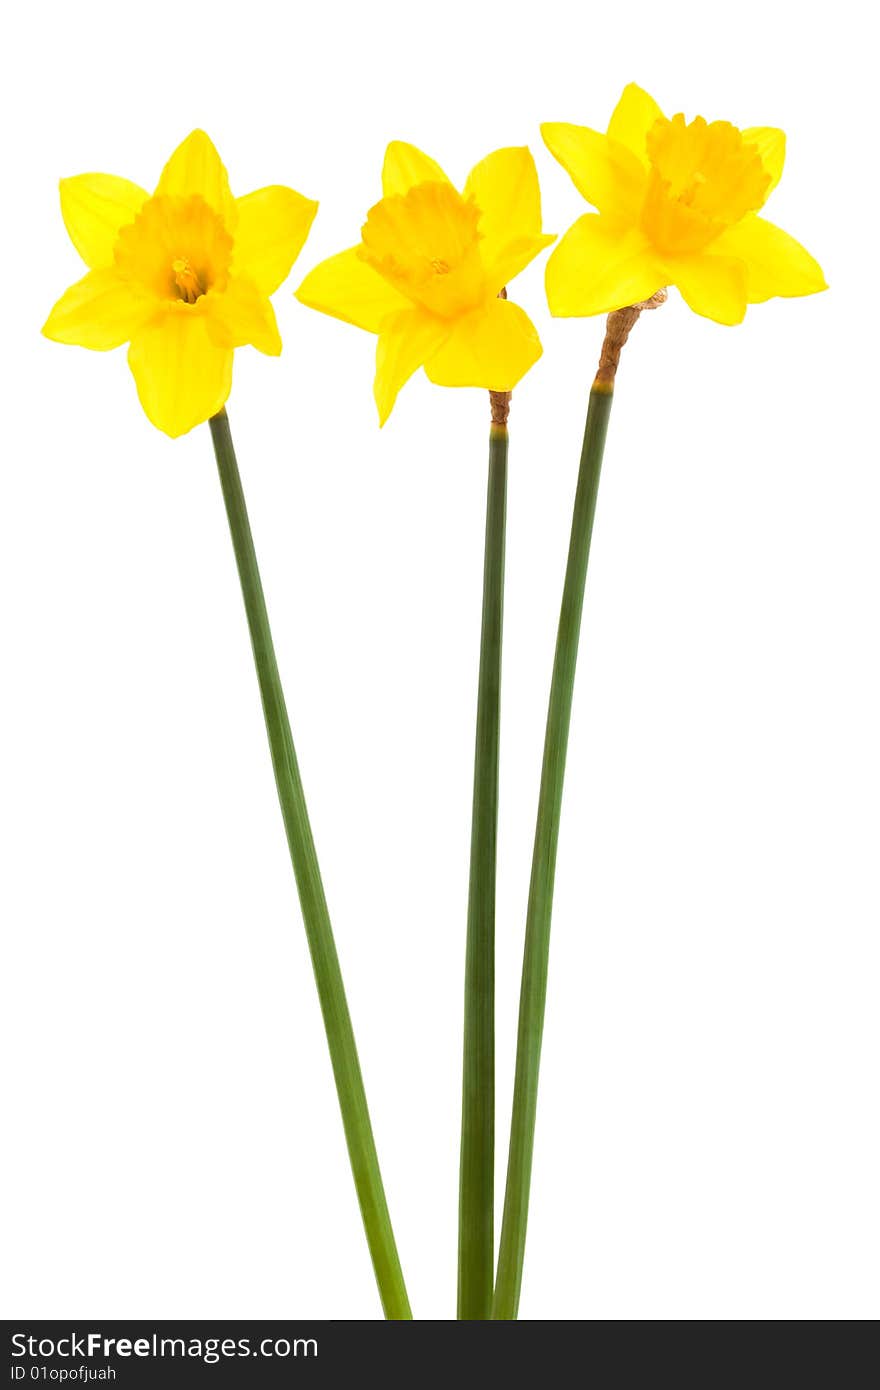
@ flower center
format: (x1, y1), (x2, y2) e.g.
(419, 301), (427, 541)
(640, 114), (771, 253)
(358, 182), (487, 317)
(172, 258), (205, 304)
(114, 195), (233, 304)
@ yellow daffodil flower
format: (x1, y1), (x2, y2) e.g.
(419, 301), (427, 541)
(43, 132), (318, 436)
(542, 83), (826, 326)
(295, 143), (555, 424)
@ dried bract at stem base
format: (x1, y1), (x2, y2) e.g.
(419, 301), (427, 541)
(490, 389), (511, 426)
(594, 288), (667, 391)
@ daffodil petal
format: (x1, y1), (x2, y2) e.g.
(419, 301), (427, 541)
(666, 253), (747, 325)
(424, 297), (541, 391)
(712, 214), (827, 303)
(59, 174), (149, 270)
(485, 234), (556, 296)
(606, 83), (667, 166)
(42, 268), (156, 350)
(545, 214), (662, 317)
(128, 311), (233, 437)
(382, 141), (451, 197)
(540, 124), (645, 220)
(296, 247), (410, 332)
(374, 308), (451, 425)
(232, 186), (318, 295)
(155, 130), (236, 228)
(463, 147), (545, 266)
(742, 127), (786, 198)
(208, 277), (282, 355)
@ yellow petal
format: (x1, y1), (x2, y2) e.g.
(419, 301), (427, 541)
(712, 214), (827, 303)
(485, 234), (557, 296)
(606, 82), (666, 166)
(128, 310), (233, 436)
(424, 297), (542, 391)
(296, 246), (410, 332)
(59, 174), (149, 269)
(374, 308), (451, 425)
(666, 253), (747, 325)
(155, 130), (235, 228)
(208, 277), (282, 355)
(463, 147), (545, 265)
(232, 186), (318, 295)
(545, 214), (662, 317)
(42, 268), (156, 350)
(540, 123), (645, 221)
(382, 141), (451, 197)
(742, 127), (786, 198)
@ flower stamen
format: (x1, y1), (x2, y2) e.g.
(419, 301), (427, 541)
(172, 258), (204, 304)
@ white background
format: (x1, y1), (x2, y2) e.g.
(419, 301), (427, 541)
(1, 0), (876, 1322)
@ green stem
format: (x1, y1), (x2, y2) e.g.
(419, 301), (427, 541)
(209, 408), (411, 1321)
(458, 419), (508, 1319)
(493, 384), (614, 1320)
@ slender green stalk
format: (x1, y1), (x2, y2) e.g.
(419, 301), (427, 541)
(493, 294), (663, 1319)
(209, 408), (411, 1321)
(492, 383), (612, 1320)
(458, 414), (508, 1319)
